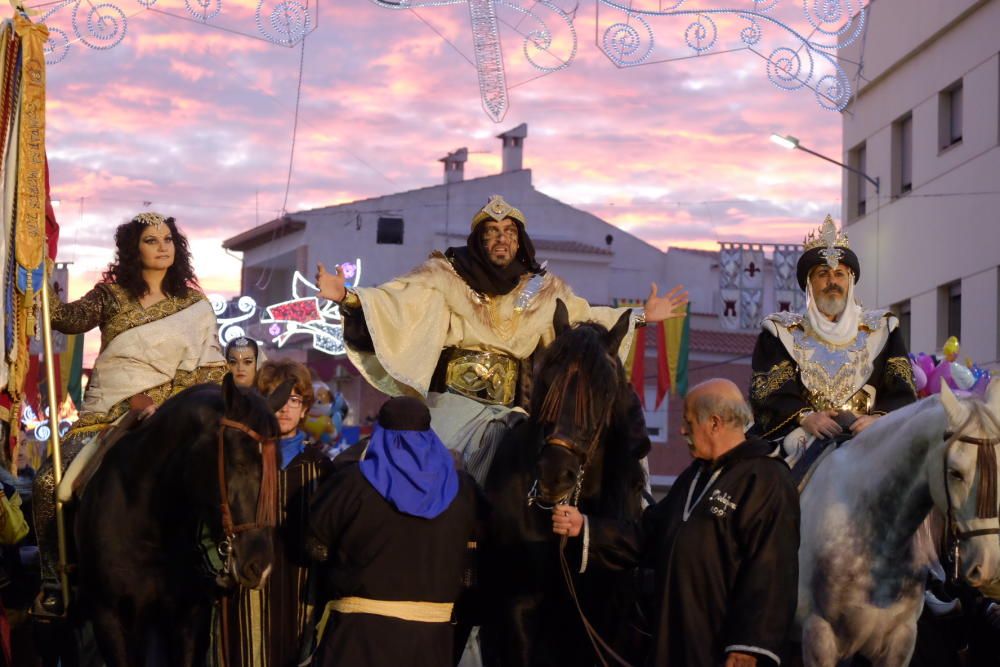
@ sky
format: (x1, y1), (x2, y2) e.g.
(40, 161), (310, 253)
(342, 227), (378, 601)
(39, 0), (858, 305)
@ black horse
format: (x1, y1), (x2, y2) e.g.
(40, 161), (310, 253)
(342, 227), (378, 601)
(478, 301), (650, 667)
(73, 374), (291, 666)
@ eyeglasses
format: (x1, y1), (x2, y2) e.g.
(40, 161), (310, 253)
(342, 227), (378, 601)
(284, 395), (304, 408)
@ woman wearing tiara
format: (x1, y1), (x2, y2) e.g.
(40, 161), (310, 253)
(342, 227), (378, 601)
(225, 336), (261, 388)
(33, 212), (227, 615)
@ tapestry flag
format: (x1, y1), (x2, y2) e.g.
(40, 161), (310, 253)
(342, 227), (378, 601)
(0, 14), (58, 452)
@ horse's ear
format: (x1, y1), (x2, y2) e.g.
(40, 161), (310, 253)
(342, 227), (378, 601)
(553, 299), (570, 337)
(266, 379), (296, 413)
(985, 377), (1000, 417)
(940, 382), (968, 428)
(605, 309), (631, 353)
(222, 373), (245, 415)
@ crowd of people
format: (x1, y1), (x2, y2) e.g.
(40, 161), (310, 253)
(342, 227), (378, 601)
(0, 201), (994, 666)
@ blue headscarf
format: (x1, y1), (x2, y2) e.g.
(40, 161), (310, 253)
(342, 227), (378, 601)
(358, 399), (459, 519)
(279, 430), (307, 470)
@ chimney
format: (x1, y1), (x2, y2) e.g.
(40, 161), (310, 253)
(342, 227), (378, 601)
(497, 123), (527, 173)
(439, 147), (468, 184)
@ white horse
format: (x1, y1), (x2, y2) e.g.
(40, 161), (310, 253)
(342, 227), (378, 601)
(798, 379), (1000, 666)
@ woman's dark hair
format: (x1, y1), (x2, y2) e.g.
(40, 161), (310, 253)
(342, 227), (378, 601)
(102, 215), (198, 299)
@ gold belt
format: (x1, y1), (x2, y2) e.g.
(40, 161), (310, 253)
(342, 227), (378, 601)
(810, 385), (876, 415)
(444, 349), (518, 407)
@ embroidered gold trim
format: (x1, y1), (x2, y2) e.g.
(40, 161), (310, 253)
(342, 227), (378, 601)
(885, 356), (917, 394)
(761, 408), (809, 439)
(751, 360), (796, 402)
(101, 287), (206, 350)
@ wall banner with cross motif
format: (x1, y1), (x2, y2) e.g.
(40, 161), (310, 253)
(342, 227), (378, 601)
(718, 242), (764, 331)
(772, 244), (805, 315)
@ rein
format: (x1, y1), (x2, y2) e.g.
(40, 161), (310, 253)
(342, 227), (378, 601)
(941, 420), (1000, 583)
(525, 360), (632, 666)
(216, 417), (279, 559)
(215, 416), (278, 667)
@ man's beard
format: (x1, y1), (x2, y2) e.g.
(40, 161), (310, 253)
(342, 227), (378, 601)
(487, 245), (516, 267)
(815, 287), (847, 318)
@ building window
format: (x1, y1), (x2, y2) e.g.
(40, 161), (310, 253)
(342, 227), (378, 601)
(893, 113), (913, 196)
(947, 282), (961, 340)
(376, 217), (404, 244)
(893, 300), (911, 351)
(939, 80), (963, 150)
(848, 142), (867, 219)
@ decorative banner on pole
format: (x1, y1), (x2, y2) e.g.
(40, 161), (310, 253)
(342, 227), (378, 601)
(772, 244), (804, 313)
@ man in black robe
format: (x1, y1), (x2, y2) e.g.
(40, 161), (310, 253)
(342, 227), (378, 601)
(748, 216), (916, 469)
(553, 379), (800, 667)
(306, 396), (480, 667)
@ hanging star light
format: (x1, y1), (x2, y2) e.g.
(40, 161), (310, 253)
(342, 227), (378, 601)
(368, 0), (577, 122)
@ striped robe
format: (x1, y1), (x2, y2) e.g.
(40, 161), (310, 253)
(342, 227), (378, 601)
(212, 445), (330, 667)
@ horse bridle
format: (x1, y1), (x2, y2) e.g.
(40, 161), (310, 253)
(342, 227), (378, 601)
(526, 424), (611, 510)
(215, 417), (279, 566)
(941, 427), (1000, 583)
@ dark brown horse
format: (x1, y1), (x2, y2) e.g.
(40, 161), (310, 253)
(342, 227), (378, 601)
(74, 374), (290, 666)
(478, 301), (650, 666)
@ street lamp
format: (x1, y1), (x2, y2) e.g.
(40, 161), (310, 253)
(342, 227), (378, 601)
(770, 133), (880, 193)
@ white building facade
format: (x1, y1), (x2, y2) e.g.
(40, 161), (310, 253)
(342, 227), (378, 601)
(839, 0), (1000, 368)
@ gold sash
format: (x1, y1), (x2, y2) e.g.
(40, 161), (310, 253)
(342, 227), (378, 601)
(315, 596), (454, 642)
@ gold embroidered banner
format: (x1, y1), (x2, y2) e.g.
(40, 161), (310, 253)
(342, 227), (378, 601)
(12, 14), (46, 275)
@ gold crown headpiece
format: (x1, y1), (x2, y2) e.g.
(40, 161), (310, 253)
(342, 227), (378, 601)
(471, 194), (526, 230)
(134, 212), (168, 228)
(803, 215), (850, 269)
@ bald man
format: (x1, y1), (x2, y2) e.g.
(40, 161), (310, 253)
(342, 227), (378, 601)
(553, 379), (800, 667)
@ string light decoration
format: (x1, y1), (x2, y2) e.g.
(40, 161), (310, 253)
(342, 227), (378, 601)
(35, 0), (317, 65)
(593, 0), (867, 110)
(35, 0), (867, 114)
(366, 0), (867, 117)
(208, 258), (362, 356)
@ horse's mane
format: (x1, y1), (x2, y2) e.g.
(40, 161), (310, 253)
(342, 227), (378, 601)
(530, 321), (648, 518)
(531, 322), (624, 428)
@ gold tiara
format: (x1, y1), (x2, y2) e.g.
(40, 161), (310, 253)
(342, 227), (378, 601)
(471, 194), (526, 230)
(134, 212), (167, 228)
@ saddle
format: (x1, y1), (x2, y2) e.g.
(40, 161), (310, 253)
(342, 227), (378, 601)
(57, 395), (150, 503)
(788, 411), (858, 492)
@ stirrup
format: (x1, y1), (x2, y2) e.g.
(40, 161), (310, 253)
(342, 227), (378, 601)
(30, 587), (68, 620)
